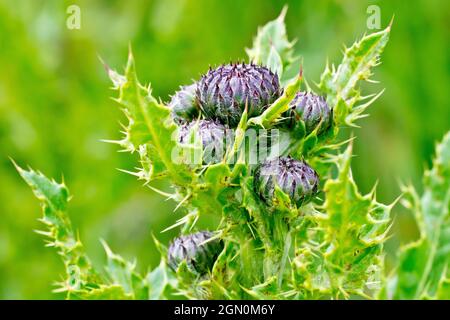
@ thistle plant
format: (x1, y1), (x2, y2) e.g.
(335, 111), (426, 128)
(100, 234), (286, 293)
(16, 7), (450, 300)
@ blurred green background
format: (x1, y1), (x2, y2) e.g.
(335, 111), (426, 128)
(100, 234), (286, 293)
(0, 0), (448, 299)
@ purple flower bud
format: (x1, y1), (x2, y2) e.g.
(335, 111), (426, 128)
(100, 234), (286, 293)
(178, 120), (228, 164)
(170, 84), (200, 123)
(197, 63), (282, 127)
(168, 231), (223, 275)
(286, 92), (332, 135)
(254, 156), (320, 207)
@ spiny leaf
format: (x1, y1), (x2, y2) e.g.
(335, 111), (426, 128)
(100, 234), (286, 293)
(15, 162), (154, 300)
(101, 240), (148, 299)
(303, 143), (392, 297)
(300, 26), (391, 178)
(68, 285), (133, 300)
(147, 260), (177, 300)
(106, 49), (192, 186)
(14, 162), (103, 296)
(319, 24), (391, 127)
(267, 45), (283, 78)
(392, 131), (450, 299)
(246, 5), (296, 77)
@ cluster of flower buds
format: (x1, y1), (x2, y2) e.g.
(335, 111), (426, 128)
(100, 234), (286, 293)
(170, 62), (282, 127)
(167, 62), (329, 272)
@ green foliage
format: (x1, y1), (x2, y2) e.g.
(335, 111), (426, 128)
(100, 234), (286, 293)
(314, 25), (391, 158)
(15, 163), (170, 300)
(387, 132), (450, 299)
(246, 6), (298, 85)
(14, 162), (101, 296)
(298, 144), (393, 298)
(15, 5), (450, 301)
(104, 51), (193, 186)
(101, 240), (149, 299)
(319, 24), (390, 127)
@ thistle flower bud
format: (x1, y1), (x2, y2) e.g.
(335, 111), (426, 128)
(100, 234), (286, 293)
(286, 92), (332, 135)
(168, 231), (223, 275)
(178, 119), (228, 164)
(169, 84), (200, 123)
(254, 156), (319, 207)
(197, 63), (282, 127)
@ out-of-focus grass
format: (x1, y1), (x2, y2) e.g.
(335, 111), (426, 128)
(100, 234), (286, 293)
(0, 0), (448, 299)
